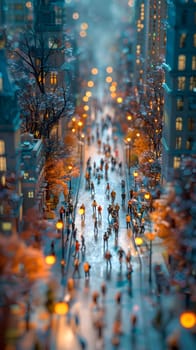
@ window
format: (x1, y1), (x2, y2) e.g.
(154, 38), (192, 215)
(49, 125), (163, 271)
(186, 138), (193, 150)
(188, 118), (194, 131)
(28, 191), (34, 198)
(179, 33), (187, 48)
(176, 96), (184, 110)
(24, 172), (29, 180)
(0, 140), (6, 171)
(178, 55), (186, 70)
(192, 56), (196, 70)
(190, 76), (196, 91)
(194, 34), (196, 47)
(48, 38), (58, 49)
(50, 72), (57, 85)
(38, 74), (45, 84)
(173, 157), (181, 169)
(0, 157), (6, 171)
(176, 117), (183, 130)
(177, 76), (186, 90)
(0, 140), (5, 154)
(175, 136), (182, 149)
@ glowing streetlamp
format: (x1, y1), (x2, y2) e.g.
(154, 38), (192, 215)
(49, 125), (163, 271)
(45, 253), (56, 266)
(54, 301), (69, 316)
(126, 137), (132, 175)
(145, 232), (155, 284)
(179, 311), (196, 329)
(135, 237), (143, 246)
(133, 170), (138, 190)
(144, 192), (151, 200)
(68, 165), (73, 192)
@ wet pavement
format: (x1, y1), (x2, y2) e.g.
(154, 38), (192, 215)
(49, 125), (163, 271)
(47, 105), (184, 350)
(22, 105), (195, 350)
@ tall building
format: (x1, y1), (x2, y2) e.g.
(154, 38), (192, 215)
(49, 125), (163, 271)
(0, 48), (23, 234)
(162, 0), (196, 181)
(133, 0), (167, 87)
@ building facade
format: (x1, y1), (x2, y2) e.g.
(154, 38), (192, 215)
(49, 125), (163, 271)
(20, 133), (45, 216)
(0, 48), (23, 234)
(162, 0), (196, 181)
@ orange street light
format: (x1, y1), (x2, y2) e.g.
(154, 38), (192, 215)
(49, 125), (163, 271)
(125, 137), (132, 175)
(56, 220), (64, 262)
(133, 170), (138, 189)
(145, 232), (155, 283)
(135, 237), (143, 246)
(45, 253), (56, 265)
(144, 192), (151, 200)
(179, 311), (196, 329)
(54, 301), (69, 315)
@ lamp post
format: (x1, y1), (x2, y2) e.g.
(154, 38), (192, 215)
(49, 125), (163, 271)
(133, 170), (138, 190)
(145, 232), (155, 284)
(68, 165), (73, 193)
(56, 220), (65, 266)
(126, 137), (132, 175)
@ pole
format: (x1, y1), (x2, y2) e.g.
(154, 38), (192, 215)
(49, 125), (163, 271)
(69, 176), (72, 191)
(128, 143), (130, 175)
(61, 226), (64, 261)
(149, 239), (152, 284)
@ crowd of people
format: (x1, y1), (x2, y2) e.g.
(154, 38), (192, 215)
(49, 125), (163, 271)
(50, 112), (171, 350)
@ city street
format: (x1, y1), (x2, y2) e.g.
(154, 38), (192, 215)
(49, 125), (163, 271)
(48, 105), (179, 350)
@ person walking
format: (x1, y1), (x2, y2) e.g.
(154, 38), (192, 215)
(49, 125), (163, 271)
(74, 240), (80, 258)
(121, 192), (126, 207)
(111, 190), (116, 204)
(105, 182), (110, 199)
(103, 232), (109, 250)
(80, 203), (85, 222)
(97, 204), (102, 220)
(83, 261), (91, 278)
(73, 257), (81, 278)
(126, 213), (131, 229)
(127, 199), (132, 214)
(92, 199), (97, 215)
(104, 250), (112, 269)
(59, 206), (65, 220)
(118, 247), (125, 269)
(81, 234), (86, 252)
(94, 216), (98, 235)
(125, 249), (132, 270)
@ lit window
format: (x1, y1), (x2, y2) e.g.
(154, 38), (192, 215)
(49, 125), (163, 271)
(194, 34), (196, 47)
(190, 76), (196, 91)
(0, 157), (6, 171)
(0, 140), (5, 154)
(24, 172), (29, 180)
(38, 74), (45, 84)
(175, 136), (182, 149)
(50, 72), (57, 85)
(179, 33), (187, 48)
(177, 76), (186, 90)
(173, 157), (181, 169)
(48, 38), (58, 48)
(178, 55), (186, 70)
(192, 56), (196, 70)
(176, 117), (183, 131)
(28, 191), (34, 198)
(188, 118), (194, 131)
(176, 97), (184, 110)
